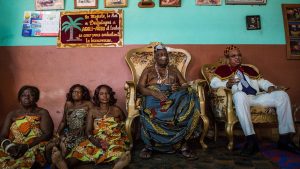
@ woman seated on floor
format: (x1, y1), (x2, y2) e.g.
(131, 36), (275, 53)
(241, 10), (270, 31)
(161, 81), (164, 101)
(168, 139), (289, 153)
(50, 84), (94, 169)
(55, 84), (131, 169)
(0, 85), (54, 169)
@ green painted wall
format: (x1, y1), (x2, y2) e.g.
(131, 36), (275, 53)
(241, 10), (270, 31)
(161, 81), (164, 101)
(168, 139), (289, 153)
(0, 0), (299, 46)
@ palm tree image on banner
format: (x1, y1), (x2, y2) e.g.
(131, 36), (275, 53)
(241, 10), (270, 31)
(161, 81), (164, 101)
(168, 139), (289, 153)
(57, 10), (123, 48)
(62, 16), (84, 42)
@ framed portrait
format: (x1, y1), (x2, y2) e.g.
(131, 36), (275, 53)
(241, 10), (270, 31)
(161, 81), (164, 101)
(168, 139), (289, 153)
(104, 0), (127, 8)
(246, 15), (261, 30)
(74, 0), (98, 9)
(35, 0), (64, 10)
(225, 0), (266, 5)
(196, 0), (221, 6)
(282, 4), (300, 60)
(160, 0), (181, 7)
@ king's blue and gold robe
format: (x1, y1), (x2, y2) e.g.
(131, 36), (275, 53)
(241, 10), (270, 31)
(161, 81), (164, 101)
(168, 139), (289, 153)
(140, 84), (201, 152)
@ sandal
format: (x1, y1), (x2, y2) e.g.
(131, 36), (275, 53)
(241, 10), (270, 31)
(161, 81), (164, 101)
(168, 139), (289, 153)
(139, 147), (152, 159)
(180, 146), (198, 161)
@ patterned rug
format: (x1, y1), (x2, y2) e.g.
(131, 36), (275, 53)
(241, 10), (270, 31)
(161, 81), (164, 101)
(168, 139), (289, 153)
(46, 138), (300, 169)
(260, 142), (300, 169)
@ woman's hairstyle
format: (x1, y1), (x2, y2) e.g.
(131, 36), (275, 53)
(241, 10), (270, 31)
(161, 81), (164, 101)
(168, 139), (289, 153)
(18, 85), (40, 103)
(66, 84), (91, 102)
(93, 84), (117, 106)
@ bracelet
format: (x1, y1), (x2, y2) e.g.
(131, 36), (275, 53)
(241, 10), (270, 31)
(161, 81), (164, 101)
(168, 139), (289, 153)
(1, 139), (11, 149)
(4, 143), (16, 154)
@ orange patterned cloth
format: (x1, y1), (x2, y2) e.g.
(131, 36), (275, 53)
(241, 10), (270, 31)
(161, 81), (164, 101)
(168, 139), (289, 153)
(0, 115), (47, 169)
(67, 116), (129, 163)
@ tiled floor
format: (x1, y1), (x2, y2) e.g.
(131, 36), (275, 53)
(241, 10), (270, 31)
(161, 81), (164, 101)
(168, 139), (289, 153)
(78, 138), (279, 169)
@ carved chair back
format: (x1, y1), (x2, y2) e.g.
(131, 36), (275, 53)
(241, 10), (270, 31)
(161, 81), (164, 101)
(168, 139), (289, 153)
(125, 42), (191, 84)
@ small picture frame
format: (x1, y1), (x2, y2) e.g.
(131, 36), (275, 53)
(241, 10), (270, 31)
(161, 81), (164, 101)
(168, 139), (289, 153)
(246, 15), (261, 30)
(226, 0), (266, 5)
(35, 0), (64, 10)
(138, 0), (155, 8)
(196, 0), (221, 6)
(105, 0), (127, 8)
(159, 0), (181, 7)
(74, 0), (98, 9)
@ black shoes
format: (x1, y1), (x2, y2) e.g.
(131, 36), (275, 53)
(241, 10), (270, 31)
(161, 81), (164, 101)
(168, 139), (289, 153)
(240, 134), (260, 156)
(278, 141), (300, 155)
(240, 141), (260, 156)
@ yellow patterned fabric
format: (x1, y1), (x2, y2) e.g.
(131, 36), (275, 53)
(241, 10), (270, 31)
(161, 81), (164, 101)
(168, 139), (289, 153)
(67, 116), (129, 164)
(0, 115), (47, 169)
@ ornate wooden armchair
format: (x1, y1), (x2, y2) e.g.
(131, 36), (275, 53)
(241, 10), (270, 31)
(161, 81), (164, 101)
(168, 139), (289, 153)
(124, 42), (209, 149)
(201, 57), (277, 151)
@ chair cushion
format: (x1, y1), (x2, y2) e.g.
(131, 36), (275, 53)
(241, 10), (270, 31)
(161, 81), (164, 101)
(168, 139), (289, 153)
(210, 89), (277, 123)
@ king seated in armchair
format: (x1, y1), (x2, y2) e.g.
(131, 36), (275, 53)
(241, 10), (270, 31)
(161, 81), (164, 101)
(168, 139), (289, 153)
(137, 44), (203, 160)
(210, 45), (300, 156)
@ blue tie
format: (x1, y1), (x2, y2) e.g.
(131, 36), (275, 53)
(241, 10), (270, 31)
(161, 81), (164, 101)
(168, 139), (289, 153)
(236, 70), (257, 95)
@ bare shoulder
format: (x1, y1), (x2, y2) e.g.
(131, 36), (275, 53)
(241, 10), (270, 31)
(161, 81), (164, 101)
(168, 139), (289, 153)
(65, 101), (73, 108)
(83, 100), (94, 107)
(142, 66), (152, 74)
(169, 65), (180, 72)
(36, 107), (50, 116)
(111, 105), (122, 112)
(6, 110), (18, 119)
(111, 105), (124, 116)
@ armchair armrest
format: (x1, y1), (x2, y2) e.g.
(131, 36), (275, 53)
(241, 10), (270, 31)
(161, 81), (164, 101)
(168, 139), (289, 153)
(124, 81), (140, 118)
(124, 81), (141, 146)
(189, 79), (209, 149)
(222, 88), (237, 123)
(189, 79), (206, 115)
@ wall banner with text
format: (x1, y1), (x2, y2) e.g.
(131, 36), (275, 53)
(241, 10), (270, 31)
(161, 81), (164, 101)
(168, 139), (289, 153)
(57, 9), (123, 48)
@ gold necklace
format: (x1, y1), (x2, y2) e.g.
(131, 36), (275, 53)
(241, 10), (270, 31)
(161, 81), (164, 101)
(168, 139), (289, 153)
(155, 63), (169, 84)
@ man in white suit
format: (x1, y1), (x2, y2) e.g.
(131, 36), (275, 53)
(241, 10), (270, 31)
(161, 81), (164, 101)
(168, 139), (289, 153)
(210, 45), (299, 155)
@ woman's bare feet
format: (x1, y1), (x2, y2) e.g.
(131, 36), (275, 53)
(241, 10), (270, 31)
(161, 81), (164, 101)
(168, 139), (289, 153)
(112, 151), (131, 169)
(52, 146), (68, 169)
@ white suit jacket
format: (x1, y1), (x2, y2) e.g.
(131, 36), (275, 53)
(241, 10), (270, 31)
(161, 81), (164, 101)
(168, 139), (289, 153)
(210, 74), (274, 95)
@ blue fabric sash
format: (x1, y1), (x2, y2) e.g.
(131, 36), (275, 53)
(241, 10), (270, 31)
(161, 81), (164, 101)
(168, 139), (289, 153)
(236, 70), (257, 95)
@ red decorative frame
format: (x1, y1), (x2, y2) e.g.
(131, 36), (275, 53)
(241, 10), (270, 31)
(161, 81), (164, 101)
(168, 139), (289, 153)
(282, 4), (300, 60)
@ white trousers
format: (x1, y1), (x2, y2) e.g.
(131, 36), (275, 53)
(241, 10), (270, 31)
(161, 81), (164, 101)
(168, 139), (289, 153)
(233, 91), (295, 136)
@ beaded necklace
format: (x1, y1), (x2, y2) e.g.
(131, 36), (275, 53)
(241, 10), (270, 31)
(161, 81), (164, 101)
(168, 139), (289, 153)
(155, 63), (169, 84)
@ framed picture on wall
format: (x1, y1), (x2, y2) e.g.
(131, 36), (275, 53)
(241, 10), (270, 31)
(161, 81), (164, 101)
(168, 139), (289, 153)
(35, 0), (64, 10)
(196, 0), (221, 6)
(104, 0), (127, 8)
(246, 15), (261, 30)
(159, 0), (181, 7)
(225, 0), (266, 5)
(74, 0), (98, 9)
(282, 4), (300, 60)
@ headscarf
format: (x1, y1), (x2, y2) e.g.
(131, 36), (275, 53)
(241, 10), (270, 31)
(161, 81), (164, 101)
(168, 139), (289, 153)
(154, 44), (167, 52)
